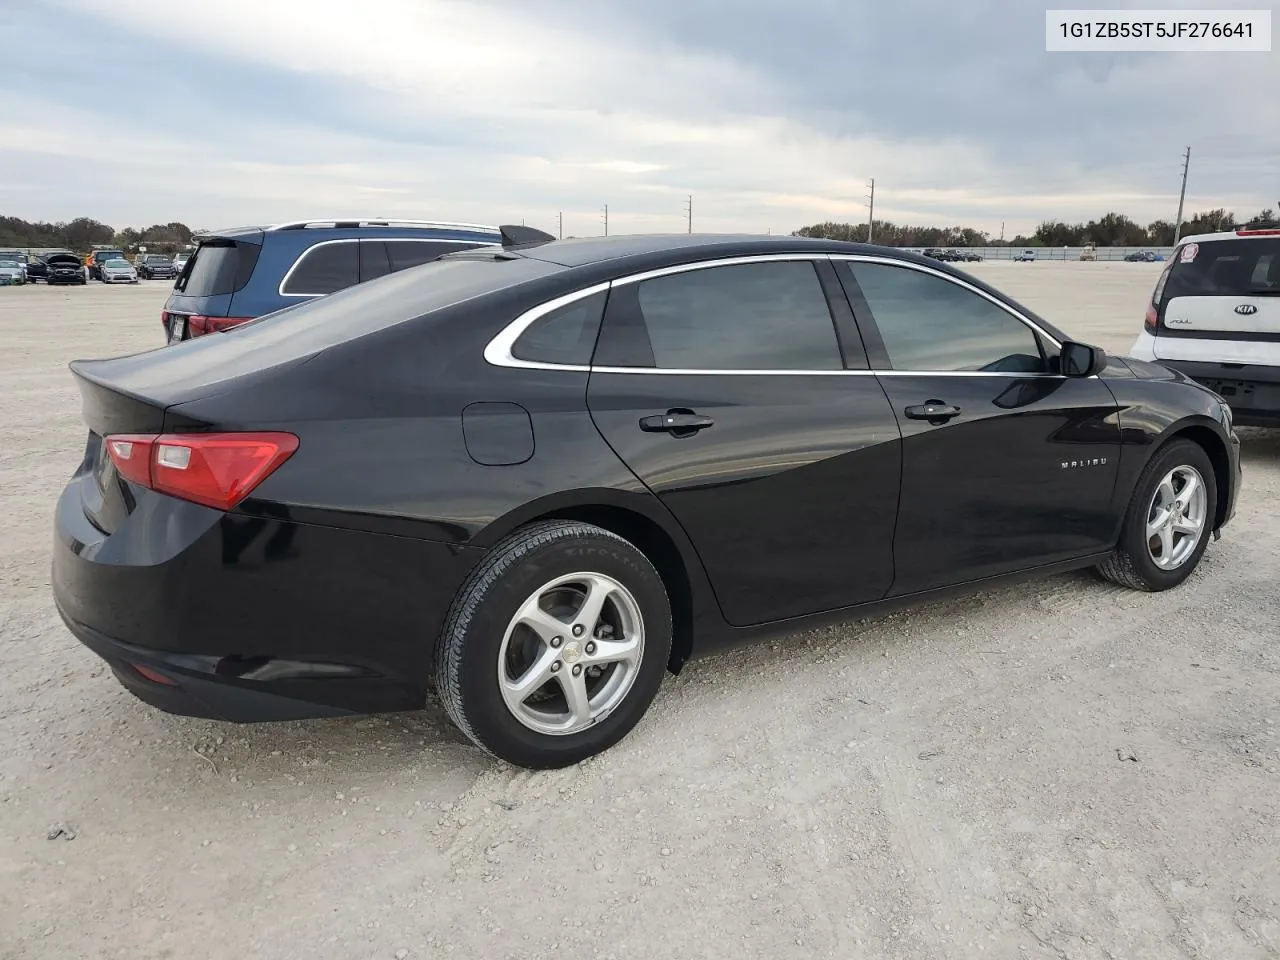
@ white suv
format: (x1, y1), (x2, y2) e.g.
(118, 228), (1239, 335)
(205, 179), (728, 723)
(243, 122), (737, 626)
(1128, 223), (1280, 425)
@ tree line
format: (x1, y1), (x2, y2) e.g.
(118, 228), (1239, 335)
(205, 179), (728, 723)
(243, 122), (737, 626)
(0, 216), (196, 253)
(795, 207), (1276, 247)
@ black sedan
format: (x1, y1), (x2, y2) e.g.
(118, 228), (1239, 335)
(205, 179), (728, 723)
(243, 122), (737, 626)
(52, 229), (1240, 768)
(43, 253), (87, 285)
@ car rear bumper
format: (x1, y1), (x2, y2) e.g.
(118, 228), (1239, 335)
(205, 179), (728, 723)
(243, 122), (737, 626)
(57, 609), (358, 722)
(52, 473), (484, 722)
(1156, 358), (1280, 426)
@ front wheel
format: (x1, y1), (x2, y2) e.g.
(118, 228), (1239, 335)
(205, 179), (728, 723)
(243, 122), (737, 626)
(1096, 439), (1216, 591)
(435, 520), (672, 768)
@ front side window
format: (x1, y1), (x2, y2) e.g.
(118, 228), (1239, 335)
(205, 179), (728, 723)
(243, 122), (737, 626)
(849, 262), (1045, 373)
(282, 242), (359, 296)
(611, 260), (841, 370)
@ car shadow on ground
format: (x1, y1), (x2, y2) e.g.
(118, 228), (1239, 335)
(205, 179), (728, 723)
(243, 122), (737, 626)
(1237, 427), (1280, 465)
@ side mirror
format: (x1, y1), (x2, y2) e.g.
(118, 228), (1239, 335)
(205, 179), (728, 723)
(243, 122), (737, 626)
(1059, 340), (1107, 377)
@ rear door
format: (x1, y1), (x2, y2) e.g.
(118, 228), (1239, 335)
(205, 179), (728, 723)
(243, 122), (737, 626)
(1153, 236), (1280, 362)
(837, 257), (1121, 595)
(585, 256), (903, 627)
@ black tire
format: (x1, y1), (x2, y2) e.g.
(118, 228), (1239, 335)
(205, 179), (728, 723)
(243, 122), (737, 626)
(1096, 438), (1217, 591)
(435, 520), (672, 768)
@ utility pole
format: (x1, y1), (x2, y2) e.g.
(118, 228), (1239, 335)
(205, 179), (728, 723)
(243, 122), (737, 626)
(999, 221), (1005, 243)
(685, 195), (693, 234)
(865, 178), (875, 243)
(1173, 146), (1191, 243)
(557, 212), (563, 239)
(603, 204), (609, 237)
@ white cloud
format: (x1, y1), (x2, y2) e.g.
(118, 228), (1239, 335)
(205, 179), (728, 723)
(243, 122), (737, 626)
(4, 0), (1276, 236)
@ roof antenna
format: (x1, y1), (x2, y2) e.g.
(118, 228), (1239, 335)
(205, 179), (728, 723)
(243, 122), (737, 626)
(499, 224), (556, 247)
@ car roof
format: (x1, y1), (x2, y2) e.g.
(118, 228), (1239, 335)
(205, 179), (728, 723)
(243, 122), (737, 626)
(514, 233), (905, 268)
(198, 220), (502, 244)
(1178, 228), (1280, 245)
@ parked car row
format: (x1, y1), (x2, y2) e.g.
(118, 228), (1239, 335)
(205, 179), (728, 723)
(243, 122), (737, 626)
(922, 247), (984, 262)
(15, 252), (188, 285)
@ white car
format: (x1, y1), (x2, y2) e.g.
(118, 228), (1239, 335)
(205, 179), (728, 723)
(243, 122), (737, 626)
(171, 252), (190, 274)
(1128, 223), (1280, 425)
(100, 258), (140, 284)
(0, 259), (26, 285)
(1013, 249), (1036, 262)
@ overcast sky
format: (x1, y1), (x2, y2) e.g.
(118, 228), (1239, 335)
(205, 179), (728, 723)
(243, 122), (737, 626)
(1, 0), (1276, 236)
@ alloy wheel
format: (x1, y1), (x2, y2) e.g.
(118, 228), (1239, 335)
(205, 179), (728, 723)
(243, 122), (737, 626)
(1145, 465), (1207, 570)
(496, 572), (645, 736)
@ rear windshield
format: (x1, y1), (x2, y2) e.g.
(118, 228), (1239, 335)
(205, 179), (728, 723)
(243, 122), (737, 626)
(229, 255), (563, 347)
(1163, 238), (1280, 303)
(174, 240), (261, 297)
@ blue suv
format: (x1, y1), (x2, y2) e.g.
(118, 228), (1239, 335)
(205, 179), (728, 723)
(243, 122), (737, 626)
(162, 219), (501, 343)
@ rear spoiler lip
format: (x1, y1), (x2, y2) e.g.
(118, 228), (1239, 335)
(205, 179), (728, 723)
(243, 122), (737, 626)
(68, 358), (170, 438)
(191, 226), (266, 245)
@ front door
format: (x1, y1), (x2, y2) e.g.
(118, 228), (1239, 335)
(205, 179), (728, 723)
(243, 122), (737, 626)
(836, 258), (1122, 596)
(586, 258), (903, 627)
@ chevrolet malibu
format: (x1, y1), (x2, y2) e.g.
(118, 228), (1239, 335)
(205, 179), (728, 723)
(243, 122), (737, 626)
(53, 229), (1240, 768)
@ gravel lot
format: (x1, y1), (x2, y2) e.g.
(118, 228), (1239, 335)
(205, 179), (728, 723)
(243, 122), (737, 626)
(2, 263), (1278, 960)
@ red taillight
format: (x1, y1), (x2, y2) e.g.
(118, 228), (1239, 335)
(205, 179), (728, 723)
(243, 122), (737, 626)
(107, 436), (155, 486)
(188, 315), (252, 337)
(131, 663), (177, 686)
(160, 309), (170, 332)
(105, 432), (299, 510)
(1144, 303), (1159, 332)
(1237, 228), (1280, 236)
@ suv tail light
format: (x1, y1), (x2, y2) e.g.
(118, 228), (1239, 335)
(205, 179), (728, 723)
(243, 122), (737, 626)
(189, 315), (253, 337)
(1144, 303), (1158, 332)
(1237, 228), (1280, 236)
(106, 432), (299, 511)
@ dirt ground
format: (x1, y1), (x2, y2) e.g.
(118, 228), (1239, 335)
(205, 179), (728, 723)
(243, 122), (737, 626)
(2, 263), (1278, 960)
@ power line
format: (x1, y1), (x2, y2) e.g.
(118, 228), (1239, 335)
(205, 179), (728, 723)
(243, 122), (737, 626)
(1173, 146), (1191, 243)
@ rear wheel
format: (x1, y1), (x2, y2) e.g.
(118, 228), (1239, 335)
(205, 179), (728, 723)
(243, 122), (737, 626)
(435, 520), (671, 768)
(1096, 439), (1216, 591)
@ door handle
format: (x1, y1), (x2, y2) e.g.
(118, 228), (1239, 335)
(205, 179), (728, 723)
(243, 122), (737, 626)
(904, 401), (961, 423)
(639, 411), (715, 435)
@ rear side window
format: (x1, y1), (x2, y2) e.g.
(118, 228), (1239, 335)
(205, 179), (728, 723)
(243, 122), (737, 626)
(1163, 238), (1280, 303)
(175, 241), (262, 297)
(600, 261), (841, 370)
(512, 291), (606, 365)
(281, 241), (359, 296)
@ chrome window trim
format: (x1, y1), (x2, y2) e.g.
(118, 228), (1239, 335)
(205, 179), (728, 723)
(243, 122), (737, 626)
(278, 237), (500, 298)
(483, 251), (1068, 375)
